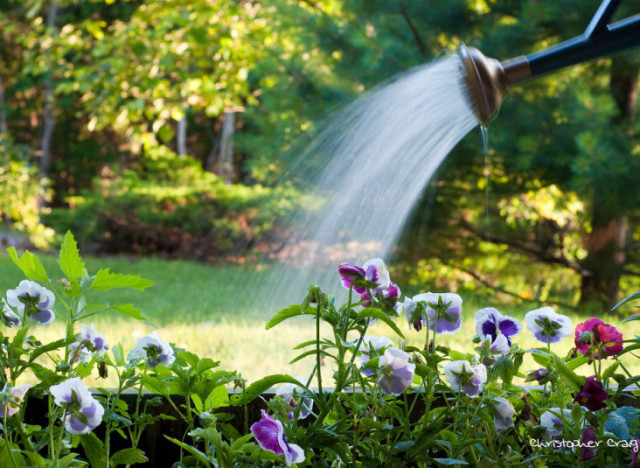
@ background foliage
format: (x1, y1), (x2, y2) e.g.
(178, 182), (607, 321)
(0, 0), (639, 310)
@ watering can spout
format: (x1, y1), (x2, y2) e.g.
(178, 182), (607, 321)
(460, 0), (640, 126)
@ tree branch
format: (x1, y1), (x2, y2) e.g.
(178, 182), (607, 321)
(459, 219), (587, 275)
(440, 259), (578, 311)
(398, 2), (427, 57)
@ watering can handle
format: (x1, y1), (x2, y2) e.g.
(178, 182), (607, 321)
(585, 0), (622, 38)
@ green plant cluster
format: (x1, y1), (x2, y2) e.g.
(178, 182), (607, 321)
(45, 150), (308, 259)
(1, 232), (640, 467)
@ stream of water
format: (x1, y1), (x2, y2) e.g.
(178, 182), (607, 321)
(249, 54), (481, 311)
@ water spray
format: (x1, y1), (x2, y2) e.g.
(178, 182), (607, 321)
(461, 0), (640, 126)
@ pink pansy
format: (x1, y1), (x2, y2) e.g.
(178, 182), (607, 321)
(0, 384), (31, 418)
(575, 317), (623, 358)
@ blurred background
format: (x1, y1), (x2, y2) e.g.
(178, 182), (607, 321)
(1, 0), (639, 380)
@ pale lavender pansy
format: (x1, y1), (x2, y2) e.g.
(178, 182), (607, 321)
(492, 397), (515, 434)
(0, 384), (31, 418)
(475, 307), (522, 346)
(6, 280), (56, 325)
(276, 378), (313, 420)
(1, 299), (21, 327)
(359, 335), (394, 376)
(524, 306), (572, 344)
(480, 333), (511, 366)
(127, 331), (175, 368)
(540, 408), (572, 438)
(443, 360), (487, 397)
(70, 324), (110, 363)
(411, 292), (463, 334)
(250, 410), (305, 467)
(49, 377), (104, 434)
(377, 347), (415, 396)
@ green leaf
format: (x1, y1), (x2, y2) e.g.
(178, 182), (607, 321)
(58, 231), (86, 282)
(164, 436), (210, 465)
(265, 305), (314, 330)
(231, 374), (303, 406)
(80, 432), (107, 468)
(565, 355), (590, 371)
(28, 338), (68, 364)
(91, 268), (154, 291)
(613, 291), (640, 311)
(110, 448), (149, 467)
(7, 247), (49, 283)
(357, 308), (405, 339)
(434, 458), (469, 465)
(109, 304), (149, 323)
(552, 354), (585, 390)
(206, 384), (230, 409)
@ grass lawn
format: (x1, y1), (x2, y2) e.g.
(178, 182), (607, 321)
(1, 251), (638, 387)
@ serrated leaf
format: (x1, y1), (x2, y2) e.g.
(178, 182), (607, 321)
(91, 268), (154, 291)
(58, 231), (86, 282)
(7, 247), (49, 283)
(110, 448), (148, 467)
(80, 432), (107, 468)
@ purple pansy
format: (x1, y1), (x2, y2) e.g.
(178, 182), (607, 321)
(475, 307), (522, 346)
(443, 360), (487, 397)
(127, 331), (175, 368)
(276, 379), (313, 421)
(250, 410), (305, 467)
(359, 335), (394, 376)
(377, 348), (416, 396)
(338, 258), (390, 294)
(0, 384), (31, 418)
(492, 397), (515, 434)
(581, 426), (599, 461)
(524, 306), (572, 344)
(574, 376), (609, 411)
(6, 279), (56, 325)
(406, 293), (463, 334)
(361, 282), (401, 310)
(49, 377), (104, 434)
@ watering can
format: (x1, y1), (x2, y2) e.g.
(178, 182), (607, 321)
(461, 0), (640, 126)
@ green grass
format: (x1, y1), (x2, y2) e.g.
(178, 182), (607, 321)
(1, 252), (638, 387)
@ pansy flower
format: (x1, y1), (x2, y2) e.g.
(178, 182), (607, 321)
(127, 331), (175, 368)
(359, 335), (394, 376)
(581, 426), (599, 461)
(407, 293), (463, 334)
(443, 360), (487, 397)
(360, 282), (401, 310)
(6, 279), (56, 325)
(491, 397), (515, 434)
(0, 384), (31, 418)
(250, 410), (305, 467)
(276, 379), (314, 420)
(475, 307), (522, 346)
(479, 334), (510, 366)
(1, 299), (21, 327)
(70, 324), (110, 364)
(574, 376), (609, 411)
(540, 408), (572, 438)
(524, 307), (572, 344)
(377, 348), (416, 396)
(49, 377), (104, 434)
(338, 258), (390, 294)
(575, 318), (623, 359)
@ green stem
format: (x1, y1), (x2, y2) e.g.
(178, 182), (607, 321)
(315, 299), (323, 397)
(3, 411), (19, 468)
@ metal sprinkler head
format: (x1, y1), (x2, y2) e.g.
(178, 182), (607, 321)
(459, 0), (640, 127)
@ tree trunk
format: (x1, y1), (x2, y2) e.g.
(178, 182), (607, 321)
(177, 112), (187, 156)
(0, 63), (7, 135)
(579, 55), (638, 310)
(218, 111), (235, 184)
(40, 1), (58, 180)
